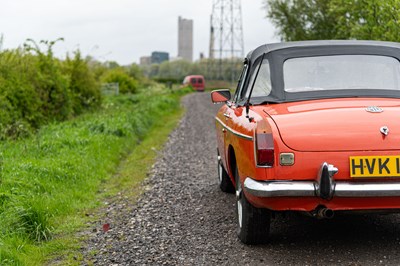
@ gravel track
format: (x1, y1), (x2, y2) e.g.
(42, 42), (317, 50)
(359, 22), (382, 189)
(82, 93), (400, 265)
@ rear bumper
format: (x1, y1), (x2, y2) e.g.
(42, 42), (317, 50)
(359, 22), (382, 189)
(244, 178), (400, 198)
(244, 162), (400, 198)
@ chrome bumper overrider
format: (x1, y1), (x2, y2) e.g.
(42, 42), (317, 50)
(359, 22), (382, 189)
(244, 162), (400, 198)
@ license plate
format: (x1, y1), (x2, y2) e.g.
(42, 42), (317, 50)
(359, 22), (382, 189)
(350, 156), (400, 178)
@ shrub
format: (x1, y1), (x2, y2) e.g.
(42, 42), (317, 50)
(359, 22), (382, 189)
(24, 39), (72, 122)
(101, 68), (138, 94)
(0, 39), (103, 139)
(63, 51), (101, 115)
(0, 50), (44, 135)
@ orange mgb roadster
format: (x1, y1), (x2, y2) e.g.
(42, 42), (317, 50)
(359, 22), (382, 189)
(211, 40), (400, 244)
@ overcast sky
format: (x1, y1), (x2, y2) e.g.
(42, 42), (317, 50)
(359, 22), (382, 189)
(0, 0), (279, 65)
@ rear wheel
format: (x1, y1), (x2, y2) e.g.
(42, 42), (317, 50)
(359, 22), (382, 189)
(235, 165), (271, 244)
(217, 153), (234, 193)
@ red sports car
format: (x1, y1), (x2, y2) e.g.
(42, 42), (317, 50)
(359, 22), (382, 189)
(211, 40), (400, 244)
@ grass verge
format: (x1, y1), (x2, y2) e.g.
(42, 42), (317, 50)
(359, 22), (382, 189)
(106, 109), (183, 198)
(0, 86), (189, 265)
(61, 106), (184, 266)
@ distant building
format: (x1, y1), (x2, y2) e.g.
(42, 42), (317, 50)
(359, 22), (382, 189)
(140, 56), (151, 65)
(151, 51), (169, 64)
(178, 16), (193, 62)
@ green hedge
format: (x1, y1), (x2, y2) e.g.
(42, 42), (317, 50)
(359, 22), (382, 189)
(0, 40), (101, 139)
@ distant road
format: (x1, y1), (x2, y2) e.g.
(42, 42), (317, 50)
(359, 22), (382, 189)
(83, 92), (400, 265)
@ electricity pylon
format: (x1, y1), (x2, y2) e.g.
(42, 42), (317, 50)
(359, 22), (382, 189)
(209, 0), (244, 81)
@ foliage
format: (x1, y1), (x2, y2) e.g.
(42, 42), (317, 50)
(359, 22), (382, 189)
(24, 39), (72, 121)
(141, 58), (243, 84)
(158, 60), (192, 80)
(104, 60), (120, 69)
(87, 57), (108, 81)
(264, 0), (400, 42)
(128, 63), (145, 81)
(264, 0), (337, 41)
(0, 38), (149, 139)
(0, 50), (42, 137)
(79, 57), (148, 94)
(0, 39), (102, 139)
(100, 67), (138, 94)
(0, 87), (183, 265)
(330, 0), (400, 41)
(63, 50), (101, 115)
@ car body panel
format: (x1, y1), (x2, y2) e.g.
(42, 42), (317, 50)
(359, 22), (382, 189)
(266, 98), (400, 152)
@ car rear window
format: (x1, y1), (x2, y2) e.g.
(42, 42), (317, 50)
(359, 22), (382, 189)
(283, 55), (400, 92)
(197, 78), (203, 84)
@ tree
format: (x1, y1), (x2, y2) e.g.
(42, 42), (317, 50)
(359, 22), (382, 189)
(264, 0), (338, 41)
(331, 0), (400, 41)
(264, 0), (400, 42)
(128, 63), (144, 81)
(158, 60), (192, 80)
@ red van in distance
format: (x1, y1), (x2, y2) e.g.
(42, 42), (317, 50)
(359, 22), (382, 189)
(183, 75), (205, 92)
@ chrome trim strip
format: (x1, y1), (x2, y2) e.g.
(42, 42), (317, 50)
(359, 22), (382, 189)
(335, 183), (400, 197)
(223, 113), (232, 119)
(215, 117), (253, 140)
(244, 177), (400, 198)
(244, 178), (315, 197)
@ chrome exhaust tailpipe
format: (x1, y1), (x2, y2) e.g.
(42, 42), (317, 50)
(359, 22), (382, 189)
(316, 208), (334, 219)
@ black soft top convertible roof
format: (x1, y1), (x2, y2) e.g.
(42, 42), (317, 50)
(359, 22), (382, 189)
(241, 40), (400, 104)
(246, 40), (400, 61)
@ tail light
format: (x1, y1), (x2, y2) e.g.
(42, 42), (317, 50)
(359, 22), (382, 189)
(255, 120), (274, 166)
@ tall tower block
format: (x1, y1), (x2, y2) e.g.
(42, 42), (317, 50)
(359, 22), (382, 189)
(178, 16), (193, 62)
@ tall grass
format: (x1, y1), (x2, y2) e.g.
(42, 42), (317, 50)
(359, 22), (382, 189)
(0, 87), (184, 265)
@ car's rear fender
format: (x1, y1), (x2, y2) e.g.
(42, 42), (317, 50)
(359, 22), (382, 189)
(223, 109), (269, 186)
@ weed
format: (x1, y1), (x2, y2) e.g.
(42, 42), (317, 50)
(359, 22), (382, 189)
(14, 203), (53, 242)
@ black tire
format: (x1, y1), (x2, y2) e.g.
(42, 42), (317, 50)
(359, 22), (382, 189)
(217, 154), (235, 193)
(235, 165), (271, 244)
